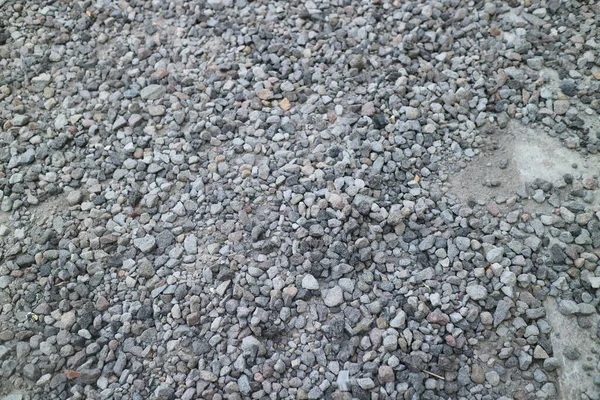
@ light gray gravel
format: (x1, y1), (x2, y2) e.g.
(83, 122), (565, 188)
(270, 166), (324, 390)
(0, 0), (600, 399)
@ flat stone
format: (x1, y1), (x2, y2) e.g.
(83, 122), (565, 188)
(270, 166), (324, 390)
(356, 377), (375, 389)
(577, 303), (596, 315)
(256, 89), (273, 100)
(199, 370), (218, 382)
(11, 115), (29, 126)
(238, 375), (251, 394)
(557, 299), (578, 315)
(15, 255), (34, 268)
(1, 394), (23, 400)
(140, 84), (166, 100)
(493, 299), (511, 327)
(588, 277), (600, 288)
(419, 235), (436, 251)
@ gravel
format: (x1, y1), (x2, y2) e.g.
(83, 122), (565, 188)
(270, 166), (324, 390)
(1, 0), (600, 399)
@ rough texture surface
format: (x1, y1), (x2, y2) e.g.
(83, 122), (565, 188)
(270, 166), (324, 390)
(1, 0), (600, 399)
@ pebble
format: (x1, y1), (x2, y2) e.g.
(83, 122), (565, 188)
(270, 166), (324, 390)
(466, 285), (487, 300)
(471, 364), (485, 384)
(140, 85), (166, 100)
(301, 274), (319, 290)
(543, 358), (561, 372)
(66, 191), (83, 205)
(557, 299), (579, 315)
(493, 300), (511, 327)
(390, 310), (407, 329)
(486, 247), (504, 263)
(378, 366), (394, 383)
(323, 286), (344, 307)
(133, 236), (156, 253)
(405, 107), (420, 120)
(485, 371), (500, 386)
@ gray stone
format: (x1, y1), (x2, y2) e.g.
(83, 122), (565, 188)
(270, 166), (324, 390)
(493, 299), (511, 327)
(238, 375), (251, 394)
(133, 236), (156, 253)
(533, 368), (547, 383)
(533, 345), (549, 359)
(307, 387), (323, 399)
(519, 351), (532, 370)
(22, 364), (41, 381)
(78, 368), (101, 385)
(577, 303), (596, 315)
(301, 274), (319, 290)
(183, 235), (197, 255)
(1, 394), (23, 400)
(455, 237), (471, 251)
(405, 107), (420, 120)
(557, 299), (579, 315)
(11, 115), (29, 126)
(390, 310), (407, 328)
(67, 191), (83, 205)
(323, 286), (344, 307)
(588, 277), (600, 289)
(0, 346), (10, 361)
(0, 276), (11, 289)
(563, 346), (581, 360)
(486, 247), (504, 263)
(140, 84), (166, 100)
(543, 357), (561, 371)
(337, 370), (350, 391)
(155, 231), (174, 249)
(356, 377), (375, 389)
(485, 371), (500, 386)
(419, 235), (436, 251)
(466, 285), (487, 300)
(154, 383), (174, 399)
(15, 255), (34, 268)
(138, 260), (155, 278)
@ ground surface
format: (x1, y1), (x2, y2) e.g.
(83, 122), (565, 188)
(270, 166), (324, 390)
(1, 0), (600, 400)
